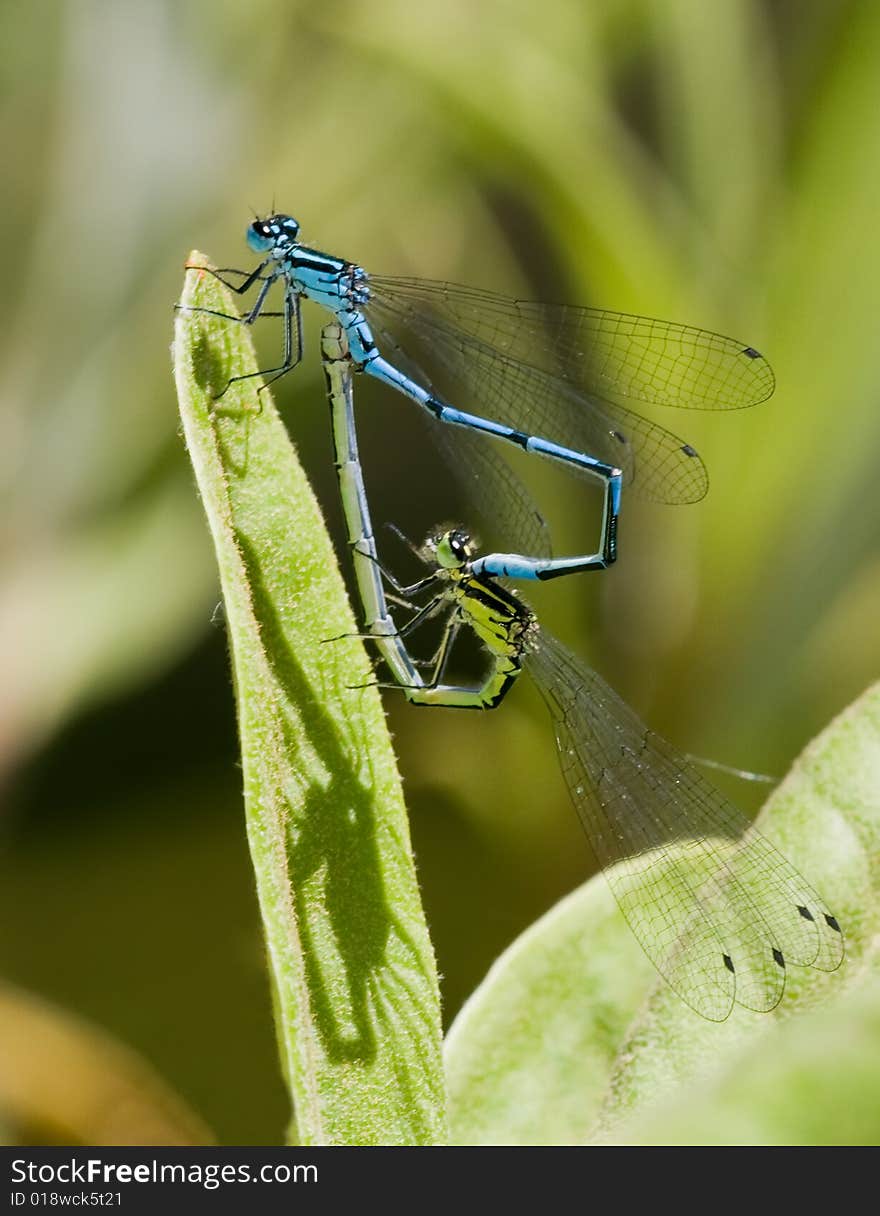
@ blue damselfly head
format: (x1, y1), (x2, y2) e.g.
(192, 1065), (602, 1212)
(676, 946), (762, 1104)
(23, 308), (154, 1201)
(246, 213), (301, 254)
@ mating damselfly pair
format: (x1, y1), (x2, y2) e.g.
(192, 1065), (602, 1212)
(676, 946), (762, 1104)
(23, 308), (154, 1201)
(182, 214), (843, 1021)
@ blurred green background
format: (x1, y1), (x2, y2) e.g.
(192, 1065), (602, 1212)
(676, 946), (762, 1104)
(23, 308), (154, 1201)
(2, 0), (879, 1144)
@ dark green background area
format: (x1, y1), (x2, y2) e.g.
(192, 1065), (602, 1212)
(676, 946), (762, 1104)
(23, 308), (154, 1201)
(2, 0), (879, 1143)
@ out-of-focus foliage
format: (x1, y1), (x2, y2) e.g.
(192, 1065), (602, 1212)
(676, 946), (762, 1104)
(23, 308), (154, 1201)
(0, 983), (213, 1145)
(1, 0), (879, 1143)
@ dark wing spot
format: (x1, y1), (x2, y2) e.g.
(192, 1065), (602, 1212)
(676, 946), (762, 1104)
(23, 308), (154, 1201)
(723, 953), (735, 974)
(797, 904), (815, 921)
(825, 914), (842, 933)
(681, 443), (698, 458)
(772, 948), (786, 968)
(742, 347), (761, 359)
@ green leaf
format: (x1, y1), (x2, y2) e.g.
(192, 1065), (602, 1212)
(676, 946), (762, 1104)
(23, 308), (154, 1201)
(446, 680), (879, 1146)
(172, 257), (446, 1146)
(444, 871), (653, 1145)
(617, 975), (880, 1146)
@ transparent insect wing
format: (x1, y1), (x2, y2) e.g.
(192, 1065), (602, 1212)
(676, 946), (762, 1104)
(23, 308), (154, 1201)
(369, 278), (775, 411)
(368, 284), (718, 504)
(370, 318), (554, 560)
(526, 631), (843, 1019)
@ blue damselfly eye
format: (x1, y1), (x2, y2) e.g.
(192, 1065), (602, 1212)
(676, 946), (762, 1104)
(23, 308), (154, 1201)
(246, 221), (274, 253)
(247, 214), (300, 254)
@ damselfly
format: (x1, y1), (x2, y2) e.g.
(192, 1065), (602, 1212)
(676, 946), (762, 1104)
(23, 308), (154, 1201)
(188, 213), (774, 578)
(317, 304), (839, 1019)
(367, 525), (843, 1021)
